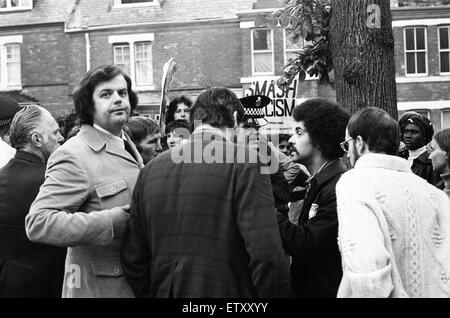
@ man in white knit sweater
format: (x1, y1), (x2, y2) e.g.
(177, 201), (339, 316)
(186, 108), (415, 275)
(336, 107), (450, 298)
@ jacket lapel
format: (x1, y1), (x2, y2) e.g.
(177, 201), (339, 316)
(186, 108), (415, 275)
(80, 125), (143, 167)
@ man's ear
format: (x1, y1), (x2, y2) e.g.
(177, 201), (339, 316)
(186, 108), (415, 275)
(355, 135), (367, 155)
(31, 133), (42, 148)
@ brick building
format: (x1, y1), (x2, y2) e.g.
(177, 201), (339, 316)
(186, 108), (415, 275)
(0, 0), (449, 131)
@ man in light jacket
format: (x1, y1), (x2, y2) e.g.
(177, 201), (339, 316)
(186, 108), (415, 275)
(26, 65), (143, 298)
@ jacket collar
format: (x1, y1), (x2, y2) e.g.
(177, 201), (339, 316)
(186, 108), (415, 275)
(191, 125), (230, 143)
(78, 124), (143, 168)
(354, 153), (411, 172)
(415, 150), (431, 164)
(15, 150), (45, 165)
(314, 159), (347, 186)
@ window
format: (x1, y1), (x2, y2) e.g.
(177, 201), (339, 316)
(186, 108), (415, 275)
(404, 27), (427, 75)
(0, 35), (22, 91)
(109, 34), (154, 89)
(252, 29), (274, 75)
(442, 109), (450, 129)
(284, 29), (305, 65)
(113, 0), (157, 7)
(0, 0), (32, 11)
(414, 109), (430, 119)
(439, 27), (450, 74)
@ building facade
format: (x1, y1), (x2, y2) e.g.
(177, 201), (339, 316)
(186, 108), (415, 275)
(0, 0), (449, 131)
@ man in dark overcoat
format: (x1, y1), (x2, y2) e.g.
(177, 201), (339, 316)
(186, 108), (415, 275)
(0, 105), (66, 297)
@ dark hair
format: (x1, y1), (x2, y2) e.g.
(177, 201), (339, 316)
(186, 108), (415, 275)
(124, 117), (160, 145)
(433, 128), (450, 167)
(399, 111), (434, 144)
(293, 98), (350, 160)
(165, 119), (192, 135)
(73, 64), (138, 125)
(278, 134), (291, 143)
(190, 87), (245, 129)
(58, 112), (79, 139)
(165, 96), (193, 125)
(348, 107), (399, 156)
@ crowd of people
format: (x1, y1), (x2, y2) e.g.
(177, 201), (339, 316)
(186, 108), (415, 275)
(0, 63), (449, 298)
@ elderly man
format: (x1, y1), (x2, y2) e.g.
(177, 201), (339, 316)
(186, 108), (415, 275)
(0, 105), (66, 298)
(121, 87), (290, 298)
(0, 95), (21, 169)
(26, 65), (143, 298)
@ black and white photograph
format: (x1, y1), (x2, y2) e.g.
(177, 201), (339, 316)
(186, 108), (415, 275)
(0, 0), (450, 304)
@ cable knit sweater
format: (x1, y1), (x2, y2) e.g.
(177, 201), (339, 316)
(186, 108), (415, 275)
(336, 153), (450, 298)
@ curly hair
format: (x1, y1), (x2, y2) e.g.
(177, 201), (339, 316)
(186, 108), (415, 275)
(73, 64), (138, 126)
(293, 98), (350, 160)
(165, 95), (193, 125)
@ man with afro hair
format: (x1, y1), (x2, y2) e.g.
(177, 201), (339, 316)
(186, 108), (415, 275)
(278, 98), (350, 298)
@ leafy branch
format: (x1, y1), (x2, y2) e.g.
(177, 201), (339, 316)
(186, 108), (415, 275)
(268, 0), (332, 89)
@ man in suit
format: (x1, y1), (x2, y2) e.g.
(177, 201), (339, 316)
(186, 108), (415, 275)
(0, 95), (21, 169)
(25, 65), (143, 298)
(121, 87), (291, 298)
(0, 105), (66, 298)
(278, 98), (350, 298)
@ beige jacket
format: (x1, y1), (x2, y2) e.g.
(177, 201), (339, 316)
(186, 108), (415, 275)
(26, 125), (143, 298)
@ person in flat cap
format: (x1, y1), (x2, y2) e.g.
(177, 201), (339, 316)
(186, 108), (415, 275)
(399, 111), (442, 188)
(0, 95), (21, 169)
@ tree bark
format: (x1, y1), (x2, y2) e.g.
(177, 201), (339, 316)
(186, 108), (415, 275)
(330, 0), (398, 118)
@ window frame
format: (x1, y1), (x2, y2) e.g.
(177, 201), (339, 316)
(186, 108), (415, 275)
(112, 0), (159, 8)
(0, 0), (33, 12)
(0, 35), (23, 91)
(251, 28), (274, 76)
(109, 33), (155, 91)
(404, 26), (428, 77)
(438, 26), (450, 75)
(441, 109), (450, 129)
(283, 28), (319, 81)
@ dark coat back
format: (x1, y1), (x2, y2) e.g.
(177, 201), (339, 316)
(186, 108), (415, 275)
(0, 151), (66, 298)
(121, 130), (291, 298)
(412, 151), (443, 189)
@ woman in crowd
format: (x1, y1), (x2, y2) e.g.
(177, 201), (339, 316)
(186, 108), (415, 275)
(165, 95), (192, 126)
(429, 128), (450, 198)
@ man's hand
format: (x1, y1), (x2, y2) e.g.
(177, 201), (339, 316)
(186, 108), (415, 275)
(110, 205), (131, 238)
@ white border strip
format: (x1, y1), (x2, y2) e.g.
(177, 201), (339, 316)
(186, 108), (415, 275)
(393, 18), (450, 27)
(398, 100), (450, 111)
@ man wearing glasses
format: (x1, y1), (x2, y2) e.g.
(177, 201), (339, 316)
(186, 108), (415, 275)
(278, 98), (350, 298)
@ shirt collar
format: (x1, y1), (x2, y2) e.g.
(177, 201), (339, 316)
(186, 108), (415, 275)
(308, 159), (347, 186)
(192, 124), (232, 143)
(93, 124), (125, 143)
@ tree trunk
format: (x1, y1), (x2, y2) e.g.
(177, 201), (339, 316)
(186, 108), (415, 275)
(330, 0), (398, 118)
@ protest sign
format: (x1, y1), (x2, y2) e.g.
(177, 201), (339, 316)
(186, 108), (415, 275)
(244, 77), (298, 135)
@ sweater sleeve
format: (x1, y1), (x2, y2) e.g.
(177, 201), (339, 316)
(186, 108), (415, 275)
(336, 173), (394, 298)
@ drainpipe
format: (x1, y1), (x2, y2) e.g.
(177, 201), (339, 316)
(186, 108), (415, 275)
(85, 32), (91, 71)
